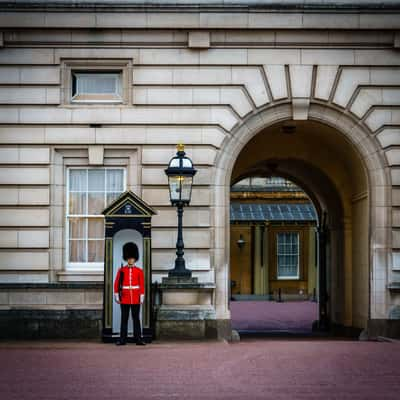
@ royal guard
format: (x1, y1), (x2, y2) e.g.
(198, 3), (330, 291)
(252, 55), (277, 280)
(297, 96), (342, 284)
(113, 242), (146, 346)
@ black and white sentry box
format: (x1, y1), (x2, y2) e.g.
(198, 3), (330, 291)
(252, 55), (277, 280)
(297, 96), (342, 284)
(101, 191), (156, 342)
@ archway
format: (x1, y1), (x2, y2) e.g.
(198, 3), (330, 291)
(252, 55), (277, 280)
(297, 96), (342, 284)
(213, 103), (391, 334)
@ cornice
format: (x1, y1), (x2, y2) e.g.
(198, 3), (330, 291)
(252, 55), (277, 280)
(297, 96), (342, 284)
(1, 1), (400, 12)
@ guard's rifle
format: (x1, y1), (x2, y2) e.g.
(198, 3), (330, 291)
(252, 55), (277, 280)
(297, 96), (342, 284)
(118, 262), (124, 302)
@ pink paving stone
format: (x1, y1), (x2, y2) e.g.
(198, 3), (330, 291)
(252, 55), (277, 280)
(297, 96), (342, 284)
(230, 300), (318, 332)
(0, 339), (399, 400)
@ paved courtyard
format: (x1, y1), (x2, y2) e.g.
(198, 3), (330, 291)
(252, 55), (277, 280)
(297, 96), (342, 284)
(231, 300), (318, 332)
(0, 339), (399, 400)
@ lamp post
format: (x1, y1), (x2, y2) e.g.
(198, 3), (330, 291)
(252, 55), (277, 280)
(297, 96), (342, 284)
(165, 144), (197, 278)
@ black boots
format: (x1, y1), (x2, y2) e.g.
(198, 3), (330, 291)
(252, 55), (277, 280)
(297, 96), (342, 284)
(115, 338), (146, 346)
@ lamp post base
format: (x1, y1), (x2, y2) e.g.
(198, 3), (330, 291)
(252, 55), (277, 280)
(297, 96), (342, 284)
(163, 274), (197, 285)
(168, 269), (192, 279)
(155, 278), (228, 340)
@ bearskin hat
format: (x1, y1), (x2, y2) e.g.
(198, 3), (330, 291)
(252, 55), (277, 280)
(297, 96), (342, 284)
(122, 242), (139, 261)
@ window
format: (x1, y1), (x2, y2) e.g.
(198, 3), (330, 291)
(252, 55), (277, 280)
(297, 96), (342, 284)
(71, 71), (122, 103)
(61, 59), (132, 105)
(66, 168), (125, 268)
(277, 232), (300, 279)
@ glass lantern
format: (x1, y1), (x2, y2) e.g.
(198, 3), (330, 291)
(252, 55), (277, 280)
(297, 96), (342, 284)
(165, 144), (197, 206)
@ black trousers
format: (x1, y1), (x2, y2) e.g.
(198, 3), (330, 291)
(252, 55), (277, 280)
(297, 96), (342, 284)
(119, 304), (142, 342)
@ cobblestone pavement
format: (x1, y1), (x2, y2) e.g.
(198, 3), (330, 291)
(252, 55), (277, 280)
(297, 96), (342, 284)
(0, 339), (399, 400)
(231, 300), (318, 332)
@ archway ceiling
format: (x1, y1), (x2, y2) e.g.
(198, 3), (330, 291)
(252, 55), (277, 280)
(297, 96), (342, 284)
(231, 120), (368, 228)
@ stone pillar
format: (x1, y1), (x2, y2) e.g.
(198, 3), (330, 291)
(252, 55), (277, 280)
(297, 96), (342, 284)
(156, 276), (231, 340)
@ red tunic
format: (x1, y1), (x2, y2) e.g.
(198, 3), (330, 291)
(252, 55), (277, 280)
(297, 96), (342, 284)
(113, 265), (145, 304)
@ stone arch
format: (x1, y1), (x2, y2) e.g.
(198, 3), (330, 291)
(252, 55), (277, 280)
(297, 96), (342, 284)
(212, 102), (391, 331)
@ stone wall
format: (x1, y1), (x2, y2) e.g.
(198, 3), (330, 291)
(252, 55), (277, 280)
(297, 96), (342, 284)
(0, 283), (103, 339)
(0, 2), (399, 336)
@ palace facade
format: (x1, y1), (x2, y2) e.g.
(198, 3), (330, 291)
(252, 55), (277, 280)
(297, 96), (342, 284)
(0, 0), (400, 339)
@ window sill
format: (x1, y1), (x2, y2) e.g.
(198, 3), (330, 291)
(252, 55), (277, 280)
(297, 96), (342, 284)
(387, 282), (400, 292)
(71, 99), (124, 104)
(0, 282), (103, 290)
(57, 270), (104, 283)
(62, 103), (130, 109)
(277, 277), (300, 280)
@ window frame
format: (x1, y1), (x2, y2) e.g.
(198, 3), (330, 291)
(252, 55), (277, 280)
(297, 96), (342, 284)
(65, 166), (126, 271)
(71, 71), (123, 104)
(60, 59), (132, 106)
(276, 231), (300, 280)
(268, 225), (308, 282)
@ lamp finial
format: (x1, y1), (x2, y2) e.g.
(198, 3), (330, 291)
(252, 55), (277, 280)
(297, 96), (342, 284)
(177, 143), (185, 152)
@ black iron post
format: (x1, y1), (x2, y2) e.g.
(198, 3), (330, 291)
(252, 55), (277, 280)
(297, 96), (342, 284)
(277, 287), (283, 303)
(317, 212), (330, 331)
(169, 202), (191, 277)
(165, 144), (196, 278)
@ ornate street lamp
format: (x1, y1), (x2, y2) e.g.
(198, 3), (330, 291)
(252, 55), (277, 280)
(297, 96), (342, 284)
(165, 144), (197, 278)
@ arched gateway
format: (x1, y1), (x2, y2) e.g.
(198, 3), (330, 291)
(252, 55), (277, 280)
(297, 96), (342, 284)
(213, 103), (391, 337)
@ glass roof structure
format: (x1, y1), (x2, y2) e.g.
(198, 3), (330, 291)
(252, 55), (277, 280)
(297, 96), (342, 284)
(230, 203), (317, 222)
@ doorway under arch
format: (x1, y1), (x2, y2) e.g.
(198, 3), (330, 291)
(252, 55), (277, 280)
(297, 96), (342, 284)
(212, 103), (390, 336)
(229, 175), (320, 334)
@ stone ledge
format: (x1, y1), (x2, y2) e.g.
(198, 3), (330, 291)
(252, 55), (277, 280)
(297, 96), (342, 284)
(2, 1), (400, 12)
(0, 283), (103, 290)
(159, 276), (215, 290)
(159, 282), (215, 290)
(156, 306), (216, 321)
(387, 282), (400, 291)
(0, 309), (101, 319)
(0, 305), (103, 311)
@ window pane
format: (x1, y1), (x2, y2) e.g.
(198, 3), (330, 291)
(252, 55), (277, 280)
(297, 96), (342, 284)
(106, 169), (124, 192)
(77, 74), (117, 94)
(88, 192), (105, 214)
(69, 169), (87, 191)
(181, 176), (193, 202)
(69, 218), (86, 239)
(169, 176), (181, 201)
(67, 167), (125, 267)
(69, 240), (86, 262)
(88, 169), (105, 191)
(88, 218), (104, 239)
(69, 192), (87, 215)
(88, 240), (104, 262)
(182, 159), (192, 168)
(106, 192), (120, 206)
